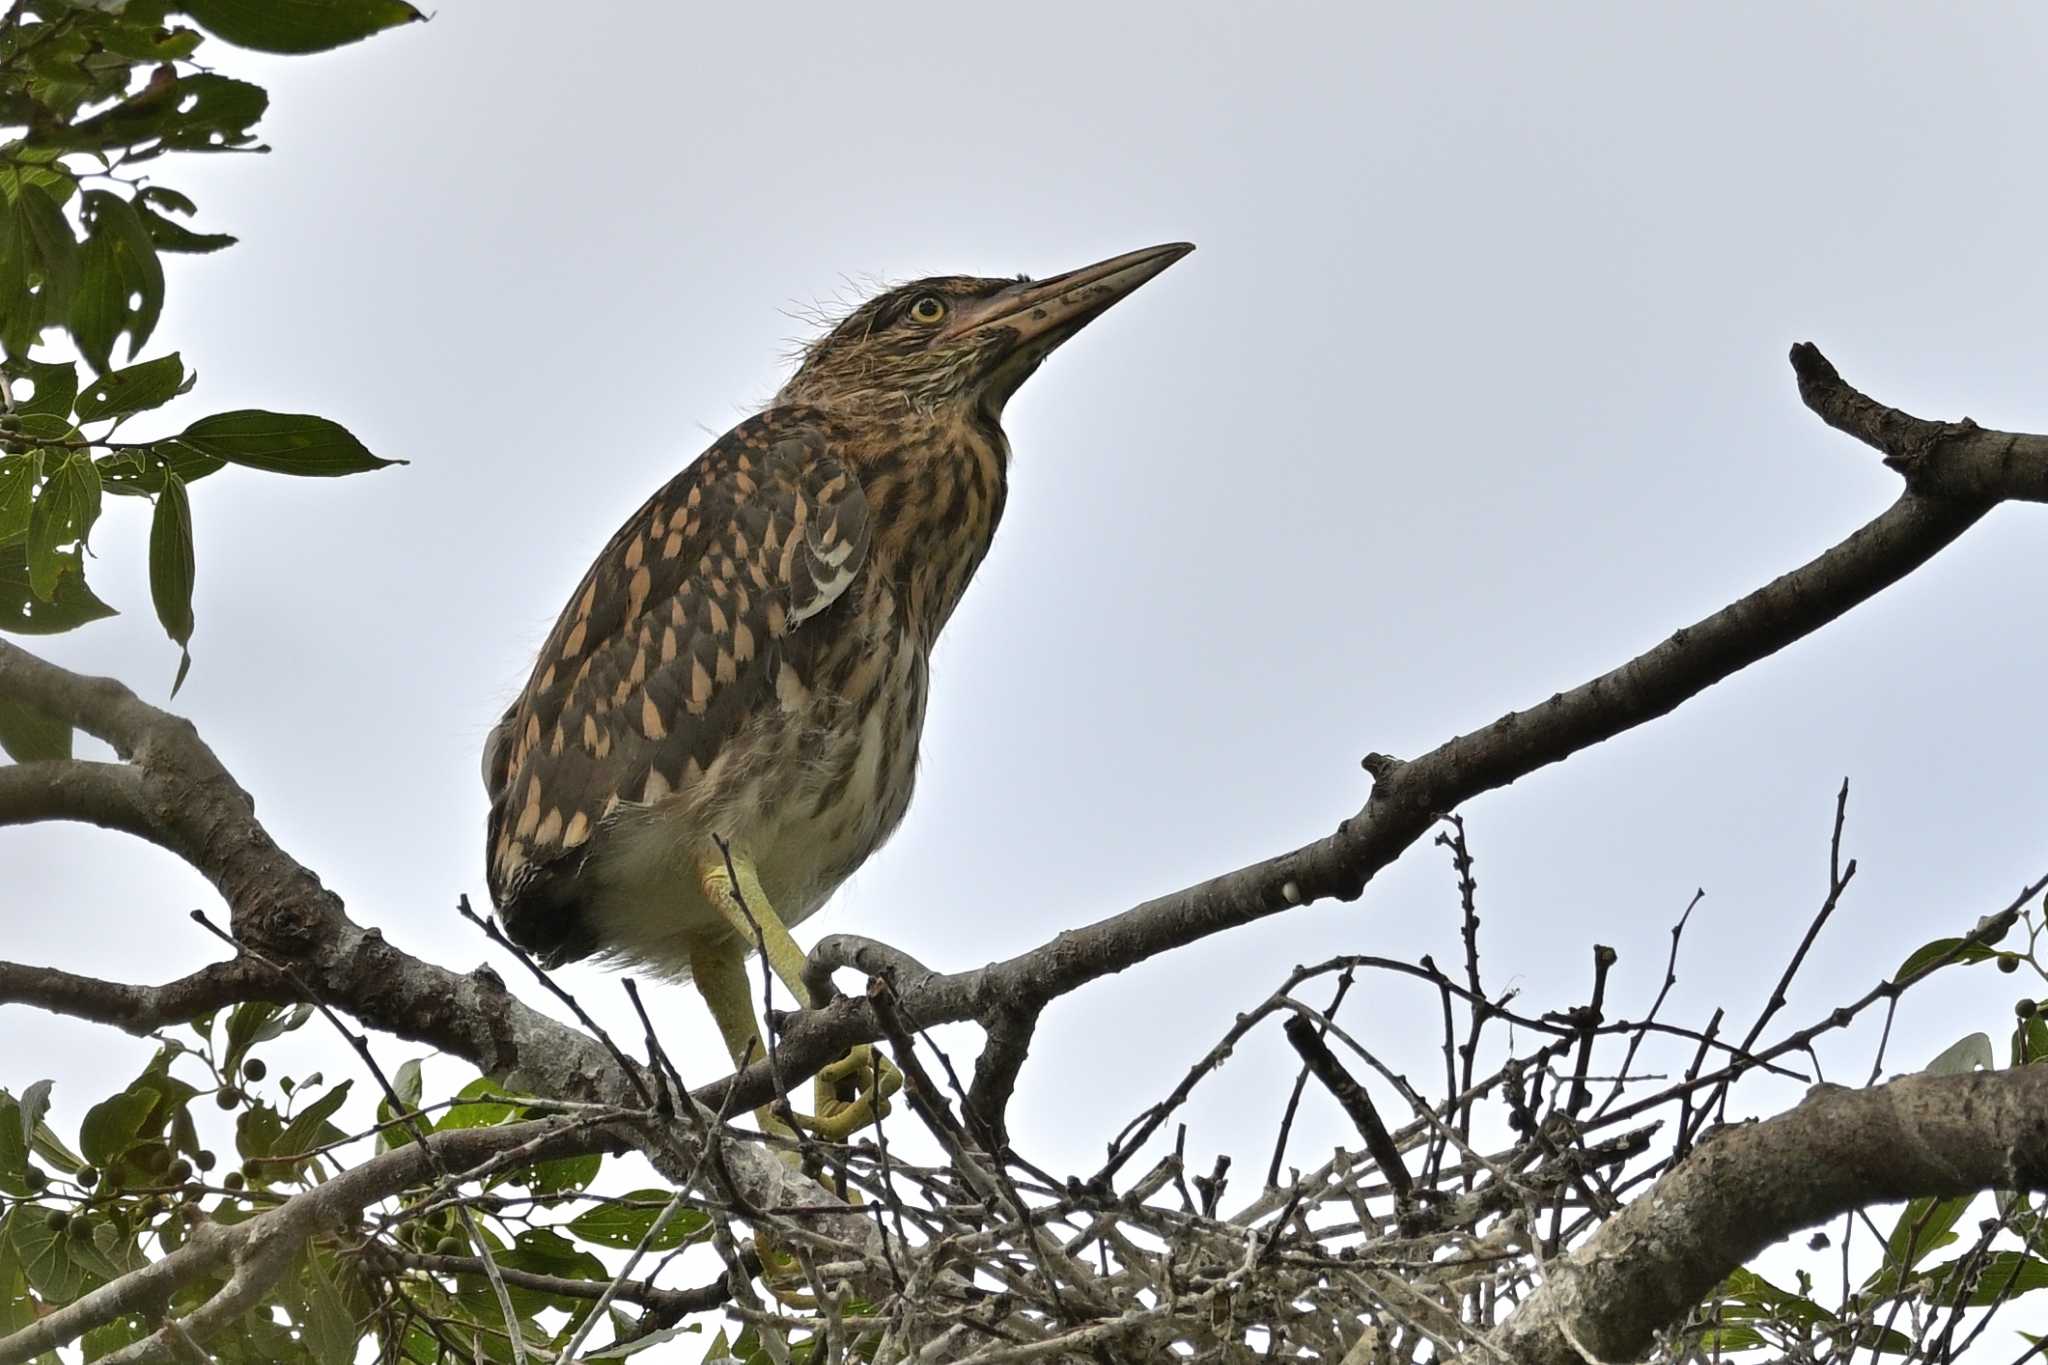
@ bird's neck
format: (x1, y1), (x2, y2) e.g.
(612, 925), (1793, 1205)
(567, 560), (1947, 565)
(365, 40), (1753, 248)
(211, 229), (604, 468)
(849, 405), (1010, 646)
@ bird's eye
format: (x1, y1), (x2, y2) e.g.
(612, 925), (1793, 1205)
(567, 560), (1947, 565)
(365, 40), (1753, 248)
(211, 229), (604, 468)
(907, 295), (947, 324)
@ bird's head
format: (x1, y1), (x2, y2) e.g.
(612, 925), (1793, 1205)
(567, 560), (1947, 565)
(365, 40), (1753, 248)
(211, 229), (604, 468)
(778, 242), (1193, 422)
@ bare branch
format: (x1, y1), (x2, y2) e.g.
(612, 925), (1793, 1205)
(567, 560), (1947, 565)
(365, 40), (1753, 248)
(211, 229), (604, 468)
(388, 1247), (743, 1317)
(1489, 1065), (2048, 1365)
(0, 957), (280, 1034)
(1281, 1014), (1415, 1220)
(0, 760), (165, 848)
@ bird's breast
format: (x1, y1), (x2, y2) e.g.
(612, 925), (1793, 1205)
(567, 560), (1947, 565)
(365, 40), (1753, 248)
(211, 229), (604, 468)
(576, 615), (929, 974)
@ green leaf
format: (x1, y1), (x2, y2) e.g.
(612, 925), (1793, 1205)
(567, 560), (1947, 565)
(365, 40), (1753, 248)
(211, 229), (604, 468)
(497, 1228), (605, 1315)
(51, 72), (268, 159)
(24, 448), (101, 599)
(68, 192), (164, 371)
(136, 188), (198, 217)
(5, 358), (78, 418)
(82, 1312), (150, 1359)
(11, 415), (72, 441)
(149, 471), (195, 690)
(235, 1103), (284, 1167)
(0, 193), (33, 355)
(1926, 1033), (1994, 1075)
(150, 73), (270, 155)
(0, 697), (70, 760)
(1924, 1250), (2048, 1307)
(0, 1095), (29, 1195)
(1716, 1265), (1837, 1327)
(179, 0), (423, 54)
(135, 202), (236, 255)
(274, 1080), (351, 1165)
(1682, 1325), (1765, 1353)
(222, 1001), (311, 1077)
(2015, 1014), (2048, 1066)
(0, 542), (117, 634)
(437, 1078), (520, 1131)
(17, 184), (79, 315)
(0, 1217), (60, 1364)
(96, 20), (203, 62)
(0, 450), (36, 547)
(99, 442), (226, 498)
(9, 1204), (87, 1301)
(79, 1088), (157, 1167)
(1879, 1195), (1971, 1278)
(93, 193), (163, 362)
(527, 1150), (602, 1196)
(171, 409), (399, 475)
(17, 1082), (51, 1153)
(299, 1247), (358, 1365)
(1894, 936), (2002, 984)
(567, 1192), (708, 1251)
(375, 1057), (425, 1151)
(75, 352), (184, 422)
(67, 229), (122, 373)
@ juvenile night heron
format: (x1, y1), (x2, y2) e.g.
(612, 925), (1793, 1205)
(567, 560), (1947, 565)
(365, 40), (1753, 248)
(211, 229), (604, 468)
(483, 243), (1193, 1137)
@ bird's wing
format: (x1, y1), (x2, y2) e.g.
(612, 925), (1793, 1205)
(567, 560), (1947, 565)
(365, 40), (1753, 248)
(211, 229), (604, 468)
(484, 408), (871, 964)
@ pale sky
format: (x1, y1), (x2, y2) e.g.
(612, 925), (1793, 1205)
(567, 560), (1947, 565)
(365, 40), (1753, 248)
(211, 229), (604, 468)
(8, 0), (2048, 1308)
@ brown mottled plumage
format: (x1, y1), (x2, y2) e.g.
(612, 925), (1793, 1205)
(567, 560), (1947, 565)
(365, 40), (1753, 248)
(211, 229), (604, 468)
(482, 243), (1191, 1135)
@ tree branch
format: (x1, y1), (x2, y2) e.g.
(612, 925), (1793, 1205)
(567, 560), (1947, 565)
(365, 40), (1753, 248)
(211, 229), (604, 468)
(387, 1247), (744, 1318)
(0, 643), (887, 1268)
(1488, 1064), (2048, 1365)
(705, 344), (2041, 1118)
(0, 760), (165, 848)
(0, 957), (281, 1034)
(0, 1117), (615, 1365)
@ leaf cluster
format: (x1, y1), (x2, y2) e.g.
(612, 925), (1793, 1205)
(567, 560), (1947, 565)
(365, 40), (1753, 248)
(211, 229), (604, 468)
(0, 1001), (726, 1363)
(0, 0), (416, 757)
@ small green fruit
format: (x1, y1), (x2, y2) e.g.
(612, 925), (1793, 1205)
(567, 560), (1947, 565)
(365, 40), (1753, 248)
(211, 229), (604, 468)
(241, 1058), (267, 1082)
(215, 1087), (241, 1110)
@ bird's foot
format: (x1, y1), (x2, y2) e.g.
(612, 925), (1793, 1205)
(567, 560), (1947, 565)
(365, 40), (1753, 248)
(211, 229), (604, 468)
(754, 1235), (816, 1308)
(796, 1043), (903, 1140)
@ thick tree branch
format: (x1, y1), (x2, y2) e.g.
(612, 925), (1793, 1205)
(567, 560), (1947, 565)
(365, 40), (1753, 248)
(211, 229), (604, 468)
(1489, 1065), (2048, 1365)
(0, 759), (165, 848)
(0, 957), (281, 1034)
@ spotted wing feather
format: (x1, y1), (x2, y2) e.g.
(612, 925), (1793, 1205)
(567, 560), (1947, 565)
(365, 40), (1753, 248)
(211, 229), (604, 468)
(484, 409), (871, 965)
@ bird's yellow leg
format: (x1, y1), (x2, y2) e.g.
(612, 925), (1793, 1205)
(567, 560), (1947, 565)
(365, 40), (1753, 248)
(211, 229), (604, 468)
(686, 935), (798, 1140)
(696, 851), (902, 1140)
(685, 935), (820, 1303)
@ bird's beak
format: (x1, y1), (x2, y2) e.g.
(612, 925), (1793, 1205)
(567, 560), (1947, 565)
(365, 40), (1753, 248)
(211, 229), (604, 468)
(948, 242), (1193, 415)
(945, 242), (1195, 352)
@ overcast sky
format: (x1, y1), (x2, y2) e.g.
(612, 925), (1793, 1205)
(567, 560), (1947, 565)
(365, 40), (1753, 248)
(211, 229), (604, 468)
(8, 0), (2048, 1304)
